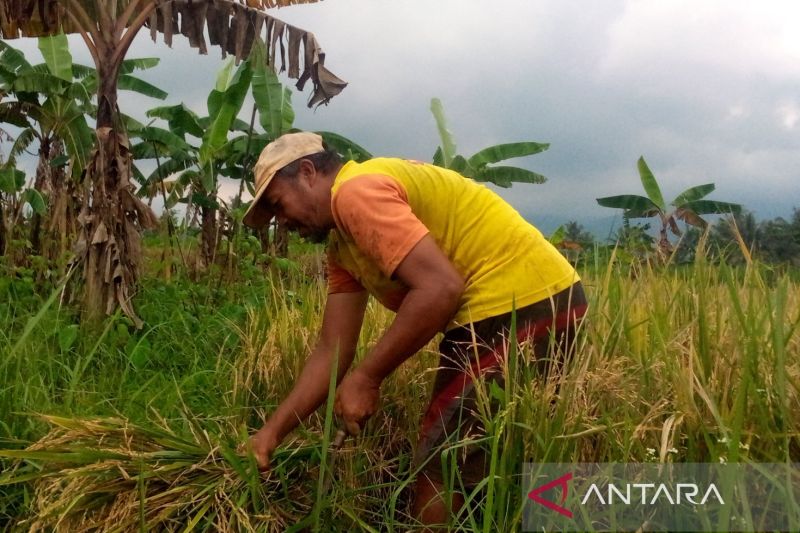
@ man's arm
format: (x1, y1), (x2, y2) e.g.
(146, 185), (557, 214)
(250, 289), (368, 468)
(333, 234), (465, 434)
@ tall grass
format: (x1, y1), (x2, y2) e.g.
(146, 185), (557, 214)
(1, 252), (798, 531)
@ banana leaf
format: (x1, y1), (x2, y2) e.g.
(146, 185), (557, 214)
(200, 60), (253, 166)
(22, 188), (46, 215)
(119, 57), (160, 74)
(0, 166), (25, 194)
(478, 166), (547, 187)
(430, 98), (457, 168)
(117, 74), (168, 100)
(0, 41), (30, 73)
(251, 38), (294, 139)
(681, 199), (742, 216)
(132, 126), (191, 153)
(37, 33), (71, 82)
(468, 142), (549, 169)
(672, 183), (715, 206)
(596, 194), (658, 211)
(146, 104), (204, 139)
(42, 96), (93, 177)
(637, 156), (666, 211)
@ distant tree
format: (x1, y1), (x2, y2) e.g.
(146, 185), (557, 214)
(550, 220), (594, 263)
(611, 218), (655, 259)
(562, 220), (594, 249)
(711, 210), (760, 265)
(674, 226), (703, 264)
(597, 156), (741, 256)
(757, 217), (800, 266)
(709, 209), (800, 266)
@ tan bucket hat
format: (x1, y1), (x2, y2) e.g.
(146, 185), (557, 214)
(242, 131), (325, 228)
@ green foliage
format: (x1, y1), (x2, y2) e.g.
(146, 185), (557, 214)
(37, 33), (72, 82)
(21, 188), (45, 215)
(550, 220), (595, 267)
(0, 39), (93, 177)
(0, 41), (29, 76)
(145, 103), (204, 139)
(250, 38), (294, 139)
(597, 156), (742, 252)
(429, 98), (549, 187)
(200, 58), (253, 167)
(1, 250), (798, 531)
(0, 163), (48, 219)
(116, 74), (168, 99)
(430, 97), (457, 167)
(317, 131), (372, 162)
(0, 166), (25, 194)
(0, 37), (166, 184)
(705, 209), (800, 267)
(636, 156), (666, 211)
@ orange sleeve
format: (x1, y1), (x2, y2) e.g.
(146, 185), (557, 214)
(326, 249), (365, 294)
(332, 174), (429, 277)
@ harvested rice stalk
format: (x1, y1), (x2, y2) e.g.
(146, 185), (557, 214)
(0, 415), (319, 532)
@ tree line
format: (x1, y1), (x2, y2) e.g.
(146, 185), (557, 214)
(555, 208), (800, 268)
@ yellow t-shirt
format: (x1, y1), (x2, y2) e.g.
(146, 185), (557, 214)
(326, 158), (579, 329)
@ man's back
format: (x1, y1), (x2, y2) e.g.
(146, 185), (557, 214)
(327, 158), (579, 328)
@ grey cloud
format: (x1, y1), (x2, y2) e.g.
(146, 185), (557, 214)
(3, 0), (796, 232)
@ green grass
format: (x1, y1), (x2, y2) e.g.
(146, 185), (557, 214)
(1, 246), (798, 531)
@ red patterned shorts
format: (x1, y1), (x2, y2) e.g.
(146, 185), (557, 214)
(413, 282), (588, 486)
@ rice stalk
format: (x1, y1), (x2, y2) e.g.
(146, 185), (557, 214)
(0, 415), (318, 532)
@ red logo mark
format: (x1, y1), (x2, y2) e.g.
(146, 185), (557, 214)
(527, 472), (574, 518)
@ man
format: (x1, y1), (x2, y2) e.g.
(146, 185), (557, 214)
(243, 131), (586, 527)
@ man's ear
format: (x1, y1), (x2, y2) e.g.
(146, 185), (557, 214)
(298, 159), (317, 186)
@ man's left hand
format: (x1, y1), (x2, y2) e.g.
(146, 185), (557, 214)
(334, 367), (381, 436)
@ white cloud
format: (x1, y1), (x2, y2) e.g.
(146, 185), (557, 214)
(778, 102), (800, 130)
(727, 104), (749, 120)
(598, 0), (800, 88)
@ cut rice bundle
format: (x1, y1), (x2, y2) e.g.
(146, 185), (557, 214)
(0, 415), (317, 532)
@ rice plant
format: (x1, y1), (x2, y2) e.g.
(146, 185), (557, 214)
(1, 253), (798, 531)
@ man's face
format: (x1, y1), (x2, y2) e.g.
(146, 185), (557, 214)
(262, 160), (332, 243)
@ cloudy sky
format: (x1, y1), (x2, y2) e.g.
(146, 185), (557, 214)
(9, 0), (800, 235)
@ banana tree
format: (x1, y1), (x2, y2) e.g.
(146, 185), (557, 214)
(0, 38), (90, 263)
(596, 156), (742, 254)
(0, 36), (166, 268)
(0, 164), (45, 262)
(0, 37), (94, 179)
(0, 0), (346, 326)
(139, 40), (290, 262)
(133, 56), (254, 268)
(136, 37), (366, 266)
(429, 97), (550, 187)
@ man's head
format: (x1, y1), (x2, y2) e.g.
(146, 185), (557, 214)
(243, 132), (341, 243)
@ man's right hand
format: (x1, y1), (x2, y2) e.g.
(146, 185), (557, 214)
(249, 425), (281, 471)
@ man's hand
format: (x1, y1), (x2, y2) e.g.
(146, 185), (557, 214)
(249, 425), (281, 471)
(334, 367), (381, 436)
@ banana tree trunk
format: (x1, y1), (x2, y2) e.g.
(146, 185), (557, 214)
(200, 204), (217, 268)
(30, 136), (51, 257)
(46, 151), (81, 277)
(658, 218), (672, 257)
(31, 136), (65, 259)
(0, 196), (6, 256)
(81, 41), (155, 327)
